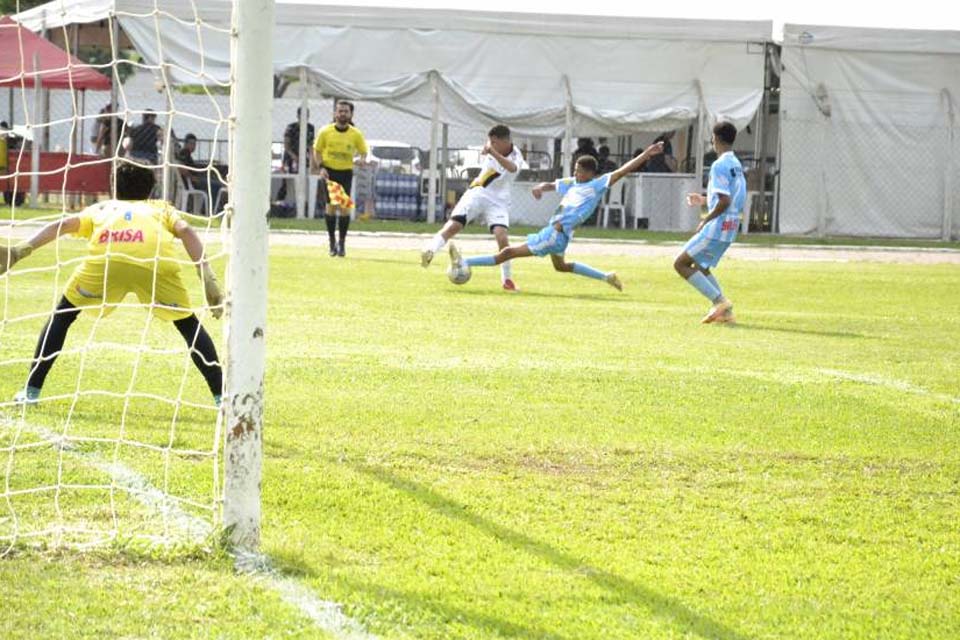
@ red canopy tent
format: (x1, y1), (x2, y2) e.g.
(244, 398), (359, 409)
(0, 15), (110, 90)
(1, 16), (112, 199)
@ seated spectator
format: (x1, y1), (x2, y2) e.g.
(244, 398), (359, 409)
(571, 137), (599, 174)
(597, 145), (617, 174)
(176, 133), (224, 213)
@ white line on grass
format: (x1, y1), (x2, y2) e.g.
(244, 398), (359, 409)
(817, 369), (960, 404)
(0, 415), (377, 640)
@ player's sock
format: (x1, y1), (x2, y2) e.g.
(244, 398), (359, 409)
(500, 259), (513, 283)
(705, 273), (722, 296)
(572, 262), (607, 281)
(466, 255), (497, 267)
(428, 233), (446, 254)
(324, 215), (337, 247)
(26, 296), (81, 391)
(174, 315), (223, 399)
(687, 272), (723, 303)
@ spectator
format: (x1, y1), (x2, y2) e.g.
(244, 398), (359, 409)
(125, 109), (163, 165)
(597, 145), (617, 174)
(91, 103), (124, 158)
(176, 133), (224, 214)
(642, 131), (678, 173)
(283, 107), (315, 174)
(571, 137), (599, 174)
(277, 107), (315, 201)
(313, 100), (368, 257)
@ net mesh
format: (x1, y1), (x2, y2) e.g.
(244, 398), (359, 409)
(1, 1), (233, 554)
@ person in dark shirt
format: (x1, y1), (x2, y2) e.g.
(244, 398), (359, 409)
(176, 133), (224, 214)
(283, 107), (315, 174)
(597, 145), (618, 174)
(641, 131), (678, 173)
(126, 110), (163, 164)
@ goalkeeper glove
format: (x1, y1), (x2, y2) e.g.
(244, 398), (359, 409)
(198, 263), (225, 319)
(0, 242), (33, 276)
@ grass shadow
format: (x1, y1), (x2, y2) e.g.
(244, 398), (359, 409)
(354, 463), (751, 640)
(448, 288), (627, 303)
(729, 323), (868, 340)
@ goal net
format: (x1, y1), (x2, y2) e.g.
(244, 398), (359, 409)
(0, 0), (271, 554)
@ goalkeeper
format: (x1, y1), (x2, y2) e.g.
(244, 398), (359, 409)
(1, 163), (225, 405)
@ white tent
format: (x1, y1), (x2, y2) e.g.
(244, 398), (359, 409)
(779, 24), (960, 239)
(16, 1), (770, 137)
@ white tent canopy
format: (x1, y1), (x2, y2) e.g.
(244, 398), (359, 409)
(779, 24), (960, 238)
(16, 1), (770, 137)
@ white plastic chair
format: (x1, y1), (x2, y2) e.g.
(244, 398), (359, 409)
(599, 180), (627, 229)
(176, 171), (208, 215)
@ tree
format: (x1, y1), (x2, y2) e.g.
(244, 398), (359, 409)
(0, 0), (48, 14)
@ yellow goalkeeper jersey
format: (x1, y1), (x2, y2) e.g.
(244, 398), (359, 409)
(74, 200), (185, 276)
(314, 124), (368, 171)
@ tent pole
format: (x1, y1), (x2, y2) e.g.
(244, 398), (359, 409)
(562, 75), (573, 178)
(297, 66), (308, 219)
(30, 51), (42, 209)
(694, 98), (705, 194)
(942, 89), (955, 241)
(426, 71), (440, 224)
(109, 15), (119, 188)
(440, 123), (449, 219)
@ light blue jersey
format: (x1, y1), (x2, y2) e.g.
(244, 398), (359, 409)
(703, 152), (747, 243)
(548, 173), (612, 234)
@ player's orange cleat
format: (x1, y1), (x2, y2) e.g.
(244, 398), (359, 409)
(701, 300), (734, 324)
(502, 278), (519, 292)
(605, 272), (623, 292)
(714, 307), (736, 324)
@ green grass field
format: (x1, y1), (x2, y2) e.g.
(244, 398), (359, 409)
(1, 237), (959, 639)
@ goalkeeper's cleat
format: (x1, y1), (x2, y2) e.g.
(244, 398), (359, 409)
(448, 241), (464, 269)
(213, 394), (222, 408)
(337, 244), (346, 258)
(605, 272), (623, 292)
(702, 300), (734, 324)
(420, 249), (434, 268)
(502, 278), (519, 292)
(328, 242), (338, 257)
(13, 386), (41, 405)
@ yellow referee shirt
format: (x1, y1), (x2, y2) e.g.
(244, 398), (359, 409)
(314, 124), (368, 171)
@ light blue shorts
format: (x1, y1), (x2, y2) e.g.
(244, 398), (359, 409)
(683, 232), (732, 269)
(526, 226), (569, 257)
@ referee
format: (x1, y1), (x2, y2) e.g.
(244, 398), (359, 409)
(313, 100), (368, 257)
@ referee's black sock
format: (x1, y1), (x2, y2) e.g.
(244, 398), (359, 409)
(338, 214), (350, 248)
(324, 215), (338, 248)
(173, 315), (223, 399)
(26, 296), (81, 391)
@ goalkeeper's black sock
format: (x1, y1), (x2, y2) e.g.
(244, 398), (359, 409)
(26, 296), (81, 391)
(173, 314), (223, 398)
(338, 215), (350, 249)
(325, 215), (337, 248)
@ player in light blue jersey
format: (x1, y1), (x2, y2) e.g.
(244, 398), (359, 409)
(448, 142), (664, 291)
(674, 121), (746, 323)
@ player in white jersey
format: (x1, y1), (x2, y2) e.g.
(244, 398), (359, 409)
(675, 121), (747, 324)
(421, 125), (525, 291)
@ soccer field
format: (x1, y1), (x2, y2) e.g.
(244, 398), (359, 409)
(2, 238), (959, 639)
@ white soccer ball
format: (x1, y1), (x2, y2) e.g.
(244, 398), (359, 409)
(447, 262), (472, 285)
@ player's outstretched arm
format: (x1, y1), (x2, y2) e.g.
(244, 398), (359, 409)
(1, 216), (81, 276)
(173, 220), (224, 319)
(609, 142), (664, 187)
(531, 182), (556, 200)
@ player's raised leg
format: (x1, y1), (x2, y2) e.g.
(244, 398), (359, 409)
(550, 253), (622, 291)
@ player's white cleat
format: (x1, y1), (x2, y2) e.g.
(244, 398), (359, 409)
(421, 249), (434, 268)
(605, 272), (623, 291)
(702, 300), (734, 324)
(448, 241), (464, 269)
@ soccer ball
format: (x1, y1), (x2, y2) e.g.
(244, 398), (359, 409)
(447, 262), (472, 285)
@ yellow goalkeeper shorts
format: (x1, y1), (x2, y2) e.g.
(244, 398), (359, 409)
(63, 259), (193, 322)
